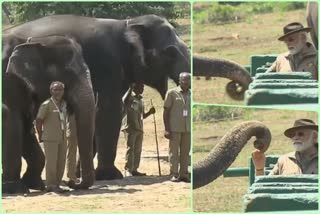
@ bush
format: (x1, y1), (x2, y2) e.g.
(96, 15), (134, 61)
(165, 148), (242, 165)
(193, 2), (307, 25)
(193, 106), (245, 122)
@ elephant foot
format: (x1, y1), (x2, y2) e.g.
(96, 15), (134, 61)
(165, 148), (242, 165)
(68, 170), (95, 190)
(22, 176), (45, 191)
(2, 180), (30, 194)
(95, 166), (123, 180)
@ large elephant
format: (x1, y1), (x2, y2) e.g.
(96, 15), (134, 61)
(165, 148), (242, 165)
(193, 121), (271, 189)
(2, 14), (190, 184)
(2, 35), (96, 193)
(307, 2), (318, 50)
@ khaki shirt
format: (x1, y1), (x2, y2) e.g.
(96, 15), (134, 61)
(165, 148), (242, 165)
(37, 98), (67, 142)
(122, 92), (144, 132)
(164, 86), (191, 133)
(269, 150), (318, 175)
(66, 114), (77, 139)
(267, 43), (318, 78)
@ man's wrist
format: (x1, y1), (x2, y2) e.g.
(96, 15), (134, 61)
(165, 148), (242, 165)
(255, 168), (264, 171)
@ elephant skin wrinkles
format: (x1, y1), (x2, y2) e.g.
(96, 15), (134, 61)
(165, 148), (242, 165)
(193, 121), (271, 189)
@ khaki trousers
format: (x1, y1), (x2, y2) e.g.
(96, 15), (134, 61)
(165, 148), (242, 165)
(169, 132), (191, 178)
(66, 137), (78, 181)
(43, 141), (67, 187)
(124, 130), (143, 172)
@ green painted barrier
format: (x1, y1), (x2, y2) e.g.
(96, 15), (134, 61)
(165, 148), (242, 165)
(254, 175), (318, 183)
(243, 193), (318, 212)
(248, 82), (318, 89)
(250, 55), (277, 76)
(254, 72), (312, 80)
(223, 167), (249, 177)
(253, 79), (317, 84)
(248, 186), (318, 194)
(256, 67), (268, 74)
(251, 182), (318, 188)
(245, 88), (318, 105)
(244, 65), (251, 73)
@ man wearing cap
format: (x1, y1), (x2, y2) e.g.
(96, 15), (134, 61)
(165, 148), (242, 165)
(121, 82), (155, 177)
(266, 22), (318, 80)
(252, 119), (318, 176)
(163, 72), (191, 183)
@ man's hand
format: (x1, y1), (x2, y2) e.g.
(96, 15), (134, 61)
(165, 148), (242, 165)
(164, 130), (171, 139)
(149, 107), (156, 114)
(251, 149), (266, 175)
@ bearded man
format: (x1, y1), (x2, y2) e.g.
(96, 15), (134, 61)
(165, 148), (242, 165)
(266, 22), (318, 80)
(252, 119), (318, 176)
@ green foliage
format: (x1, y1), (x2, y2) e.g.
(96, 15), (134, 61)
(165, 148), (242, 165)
(193, 2), (306, 24)
(193, 106), (245, 122)
(4, 2), (189, 24)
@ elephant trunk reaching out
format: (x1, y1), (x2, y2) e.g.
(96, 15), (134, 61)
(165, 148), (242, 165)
(193, 121), (271, 189)
(193, 56), (253, 100)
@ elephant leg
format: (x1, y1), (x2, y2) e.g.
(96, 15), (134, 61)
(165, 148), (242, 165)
(76, 138), (96, 179)
(2, 113), (28, 194)
(21, 132), (45, 191)
(95, 93), (123, 180)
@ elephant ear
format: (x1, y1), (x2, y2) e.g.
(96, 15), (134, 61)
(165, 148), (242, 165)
(125, 23), (146, 67)
(26, 36), (76, 68)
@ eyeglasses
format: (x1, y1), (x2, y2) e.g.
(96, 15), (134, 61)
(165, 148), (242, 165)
(291, 131), (305, 138)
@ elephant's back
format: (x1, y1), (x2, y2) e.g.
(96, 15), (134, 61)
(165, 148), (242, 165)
(4, 15), (120, 41)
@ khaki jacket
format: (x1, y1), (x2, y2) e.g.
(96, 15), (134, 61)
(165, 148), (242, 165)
(37, 98), (67, 142)
(269, 150), (318, 175)
(122, 92), (144, 132)
(267, 43), (317, 78)
(164, 86), (191, 133)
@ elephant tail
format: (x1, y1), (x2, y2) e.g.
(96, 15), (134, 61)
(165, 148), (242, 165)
(193, 56), (253, 100)
(193, 121), (271, 189)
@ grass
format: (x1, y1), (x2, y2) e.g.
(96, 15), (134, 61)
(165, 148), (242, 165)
(193, 8), (308, 105)
(193, 108), (318, 212)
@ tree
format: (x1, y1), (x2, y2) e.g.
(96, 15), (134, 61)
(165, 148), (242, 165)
(4, 2), (188, 24)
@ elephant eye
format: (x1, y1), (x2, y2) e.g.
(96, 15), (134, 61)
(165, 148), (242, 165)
(24, 62), (31, 70)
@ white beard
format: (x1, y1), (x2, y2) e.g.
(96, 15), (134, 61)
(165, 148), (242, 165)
(288, 41), (305, 55)
(293, 139), (313, 152)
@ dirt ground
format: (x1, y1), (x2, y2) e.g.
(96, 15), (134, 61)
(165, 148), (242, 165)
(1, 86), (191, 212)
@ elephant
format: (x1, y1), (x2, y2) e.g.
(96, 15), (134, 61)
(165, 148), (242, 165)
(193, 121), (271, 189)
(2, 35), (96, 193)
(306, 2), (318, 50)
(2, 14), (191, 186)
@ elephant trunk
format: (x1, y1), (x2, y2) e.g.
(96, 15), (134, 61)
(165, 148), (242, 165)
(193, 121), (271, 189)
(68, 79), (96, 189)
(193, 56), (253, 100)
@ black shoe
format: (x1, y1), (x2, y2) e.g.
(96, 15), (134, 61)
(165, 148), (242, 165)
(132, 171), (147, 176)
(170, 176), (180, 182)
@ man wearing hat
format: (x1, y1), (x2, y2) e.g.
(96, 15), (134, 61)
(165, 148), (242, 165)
(266, 22), (318, 80)
(252, 119), (318, 176)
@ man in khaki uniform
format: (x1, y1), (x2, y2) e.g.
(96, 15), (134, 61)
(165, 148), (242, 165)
(66, 114), (78, 183)
(36, 81), (67, 193)
(122, 82), (155, 177)
(163, 72), (191, 183)
(252, 119), (318, 176)
(266, 22), (318, 80)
